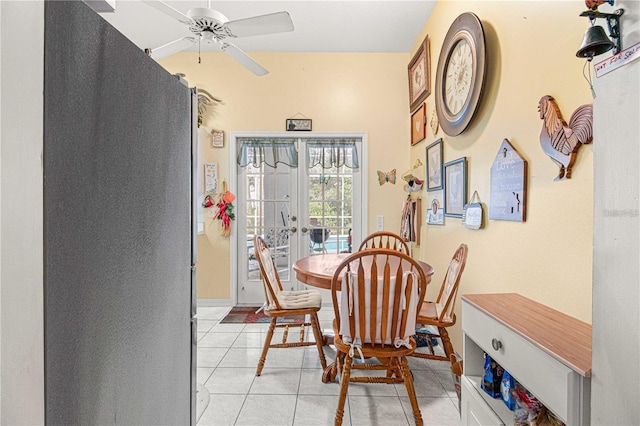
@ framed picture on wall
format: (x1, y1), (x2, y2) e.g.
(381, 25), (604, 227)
(443, 157), (467, 218)
(426, 138), (443, 191)
(408, 34), (431, 112)
(427, 196), (445, 225)
(286, 118), (312, 131)
(211, 129), (224, 148)
(411, 103), (426, 145)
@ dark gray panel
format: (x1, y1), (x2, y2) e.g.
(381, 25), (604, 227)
(44, 2), (191, 424)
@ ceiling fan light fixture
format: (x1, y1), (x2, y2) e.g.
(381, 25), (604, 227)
(200, 31), (216, 43)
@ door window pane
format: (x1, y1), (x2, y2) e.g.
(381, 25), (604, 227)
(307, 161), (355, 255)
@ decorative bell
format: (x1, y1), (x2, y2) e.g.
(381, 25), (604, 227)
(576, 24), (615, 60)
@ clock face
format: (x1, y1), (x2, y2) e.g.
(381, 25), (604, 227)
(444, 40), (473, 115)
(435, 13), (486, 136)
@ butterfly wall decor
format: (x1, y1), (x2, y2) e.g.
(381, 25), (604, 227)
(377, 169), (397, 186)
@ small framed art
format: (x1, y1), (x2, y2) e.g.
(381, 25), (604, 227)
(443, 157), (467, 218)
(425, 138), (443, 191)
(411, 104), (426, 145)
(286, 118), (312, 131)
(211, 129), (224, 148)
(427, 196), (444, 225)
(408, 35), (431, 113)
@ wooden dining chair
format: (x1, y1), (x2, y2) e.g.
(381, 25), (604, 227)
(253, 236), (328, 376)
(331, 249), (427, 426)
(358, 231), (410, 254)
(411, 244), (468, 364)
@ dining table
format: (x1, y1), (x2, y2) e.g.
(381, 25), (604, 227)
(292, 252), (434, 383)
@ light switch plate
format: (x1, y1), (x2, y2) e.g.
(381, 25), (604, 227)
(377, 215), (384, 231)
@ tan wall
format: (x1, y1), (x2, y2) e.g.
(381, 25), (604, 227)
(161, 0), (594, 353)
(410, 0), (593, 350)
(160, 53), (413, 299)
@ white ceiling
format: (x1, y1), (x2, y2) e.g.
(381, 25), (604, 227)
(97, 1), (436, 54)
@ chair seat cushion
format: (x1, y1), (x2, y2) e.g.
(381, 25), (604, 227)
(418, 301), (438, 319)
(418, 301), (454, 323)
(273, 289), (322, 310)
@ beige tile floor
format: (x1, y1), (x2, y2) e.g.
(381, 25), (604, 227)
(196, 306), (461, 426)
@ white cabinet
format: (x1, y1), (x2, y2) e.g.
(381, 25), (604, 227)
(461, 293), (591, 425)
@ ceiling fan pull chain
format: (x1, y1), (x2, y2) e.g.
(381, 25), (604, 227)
(198, 35), (201, 64)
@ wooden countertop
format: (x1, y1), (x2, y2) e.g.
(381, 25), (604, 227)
(462, 293), (592, 377)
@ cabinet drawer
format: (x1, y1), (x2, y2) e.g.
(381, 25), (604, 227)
(461, 376), (504, 426)
(462, 300), (573, 422)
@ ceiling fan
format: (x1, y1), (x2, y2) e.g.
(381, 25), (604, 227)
(142, 0), (294, 76)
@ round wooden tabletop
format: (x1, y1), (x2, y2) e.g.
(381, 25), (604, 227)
(293, 253), (434, 290)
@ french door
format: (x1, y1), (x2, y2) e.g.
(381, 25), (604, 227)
(232, 133), (366, 306)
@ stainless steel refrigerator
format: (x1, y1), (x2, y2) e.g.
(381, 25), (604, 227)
(43, 2), (197, 424)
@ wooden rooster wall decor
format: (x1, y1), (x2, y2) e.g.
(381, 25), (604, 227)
(538, 95), (593, 181)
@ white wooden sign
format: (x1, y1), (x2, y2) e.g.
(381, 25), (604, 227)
(594, 41), (640, 78)
(489, 139), (527, 222)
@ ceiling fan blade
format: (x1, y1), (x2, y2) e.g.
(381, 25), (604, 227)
(224, 11), (294, 38)
(150, 37), (197, 59)
(220, 42), (268, 76)
(141, 0), (193, 25)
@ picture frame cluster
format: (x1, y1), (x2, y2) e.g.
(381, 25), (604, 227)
(408, 35), (431, 147)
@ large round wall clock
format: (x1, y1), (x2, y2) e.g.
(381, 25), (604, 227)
(435, 12), (487, 136)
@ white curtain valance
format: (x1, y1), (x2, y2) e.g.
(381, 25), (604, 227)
(306, 139), (360, 170)
(237, 138), (298, 168)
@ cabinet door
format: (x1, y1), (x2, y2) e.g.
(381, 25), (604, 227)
(461, 376), (505, 426)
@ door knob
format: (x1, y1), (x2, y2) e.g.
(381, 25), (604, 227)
(301, 227), (309, 233)
(290, 215), (297, 221)
(290, 226), (297, 233)
(491, 338), (503, 351)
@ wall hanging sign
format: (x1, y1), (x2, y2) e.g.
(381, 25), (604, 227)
(286, 113), (312, 131)
(286, 118), (312, 131)
(443, 157), (467, 218)
(211, 129), (224, 147)
(408, 34), (431, 112)
(462, 190), (484, 230)
(489, 139), (527, 222)
(538, 95), (592, 181)
(204, 163), (218, 194)
(594, 41), (640, 78)
(411, 103), (426, 145)
(427, 196), (444, 225)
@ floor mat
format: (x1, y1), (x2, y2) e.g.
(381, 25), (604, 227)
(220, 306), (306, 324)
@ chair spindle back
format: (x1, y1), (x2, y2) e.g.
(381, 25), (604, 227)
(358, 231), (410, 254)
(331, 249), (427, 348)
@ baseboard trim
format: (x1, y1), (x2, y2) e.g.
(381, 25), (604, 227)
(197, 299), (231, 307)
